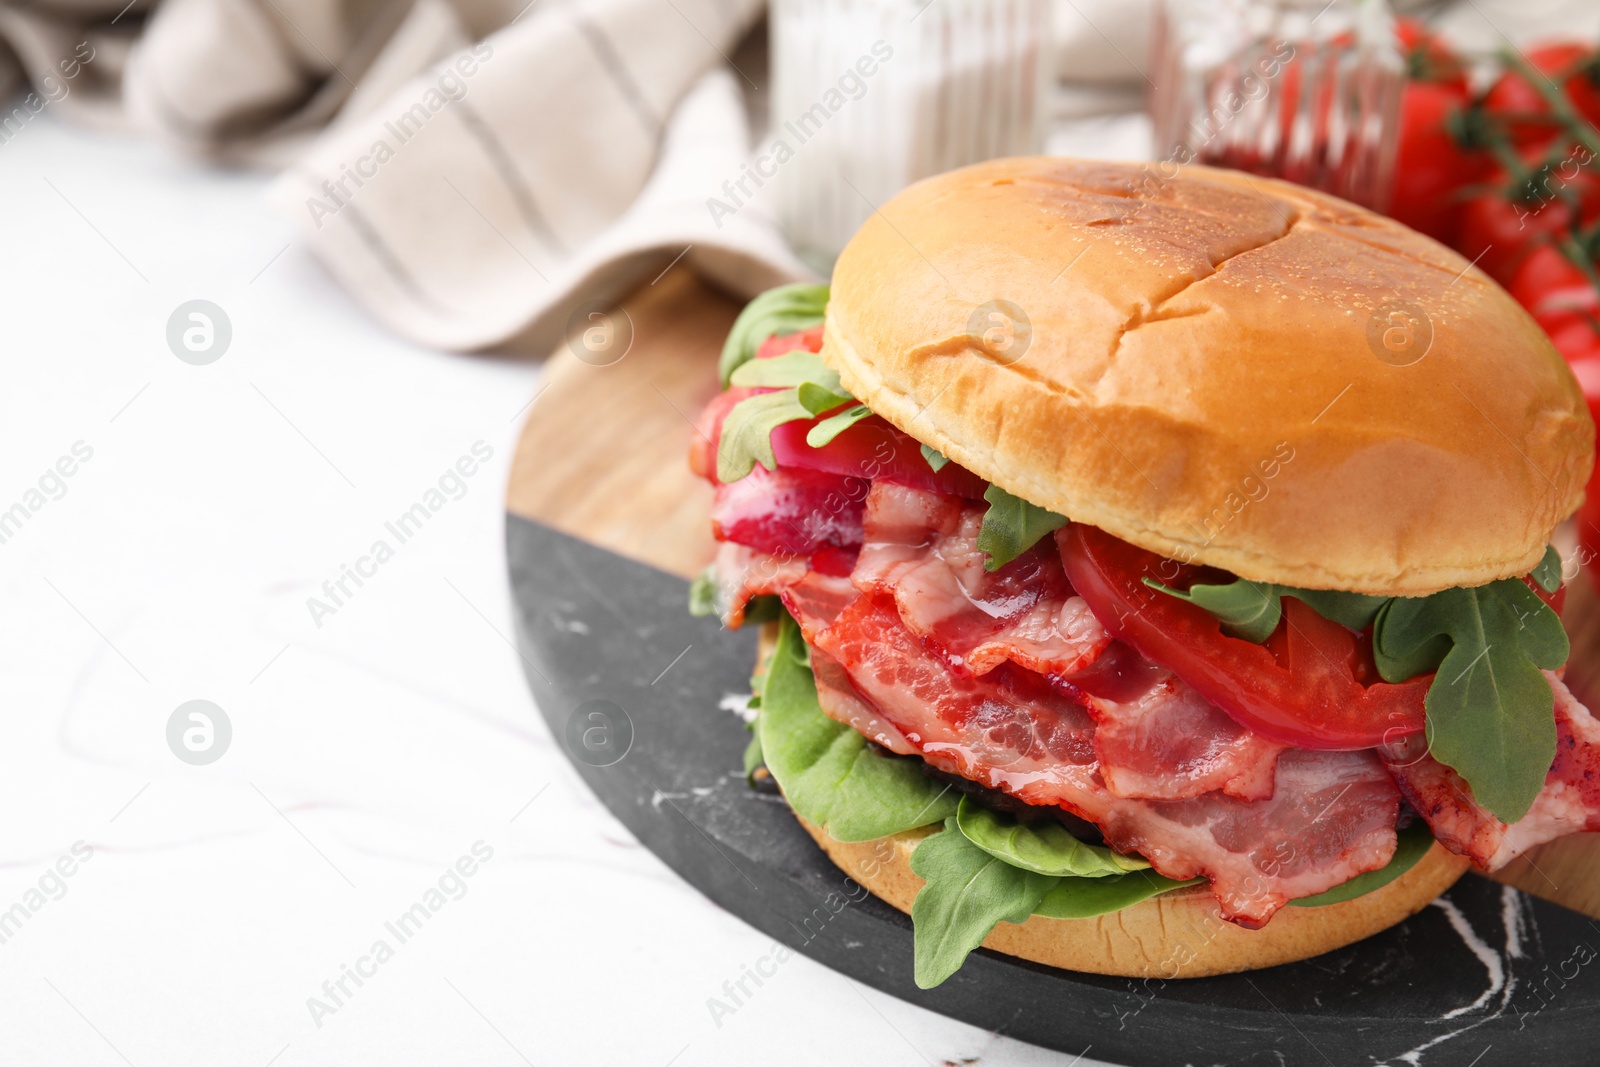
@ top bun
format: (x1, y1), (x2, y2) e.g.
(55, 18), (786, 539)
(822, 158), (1593, 595)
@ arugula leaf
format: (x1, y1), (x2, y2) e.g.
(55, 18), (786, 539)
(1374, 580), (1567, 822)
(806, 404), (873, 447)
(954, 797), (1148, 877)
(718, 283), (829, 385)
(909, 819), (1056, 988)
(758, 615), (957, 841)
(920, 444), (949, 471)
(1286, 589), (1389, 631)
(976, 485), (1069, 571)
(688, 566), (718, 617)
(1145, 577), (1389, 641)
(1288, 822), (1435, 907)
(1033, 870), (1201, 919)
(796, 381), (854, 416)
(1533, 545), (1563, 593)
(716, 390), (814, 482)
(729, 350), (842, 392)
(1144, 576), (1281, 642)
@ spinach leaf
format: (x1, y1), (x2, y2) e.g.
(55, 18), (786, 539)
(954, 797), (1148, 877)
(1288, 821), (1436, 907)
(758, 615), (957, 842)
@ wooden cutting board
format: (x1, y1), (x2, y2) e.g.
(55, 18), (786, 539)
(506, 267), (1600, 921)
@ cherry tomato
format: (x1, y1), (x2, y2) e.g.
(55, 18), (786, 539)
(1396, 18), (1469, 94)
(1458, 158), (1600, 284)
(1390, 80), (1486, 244)
(1484, 43), (1600, 147)
(1061, 523), (1431, 750)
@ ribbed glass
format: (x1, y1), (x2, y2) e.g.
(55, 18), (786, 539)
(769, 0), (1051, 274)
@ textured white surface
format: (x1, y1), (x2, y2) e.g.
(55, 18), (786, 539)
(0, 116), (1118, 1067)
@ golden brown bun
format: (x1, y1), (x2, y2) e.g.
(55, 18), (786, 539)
(823, 157), (1593, 595)
(796, 815), (1470, 978)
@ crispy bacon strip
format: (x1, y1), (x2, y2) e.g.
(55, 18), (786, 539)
(806, 593), (1400, 926)
(853, 482), (1111, 678)
(1385, 671), (1600, 870)
(710, 542), (808, 628)
(1063, 643), (1288, 802)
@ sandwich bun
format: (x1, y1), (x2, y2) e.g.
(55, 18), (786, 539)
(821, 157), (1593, 596)
(795, 814), (1470, 978)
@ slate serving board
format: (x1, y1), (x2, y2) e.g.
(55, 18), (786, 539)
(505, 271), (1600, 1065)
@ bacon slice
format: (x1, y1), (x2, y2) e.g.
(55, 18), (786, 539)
(853, 482), (1111, 678)
(812, 594), (1400, 925)
(710, 542), (808, 628)
(1385, 672), (1600, 870)
(1063, 643), (1288, 802)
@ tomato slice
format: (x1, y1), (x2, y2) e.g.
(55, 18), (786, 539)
(767, 417), (987, 500)
(1060, 523), (1431, 750)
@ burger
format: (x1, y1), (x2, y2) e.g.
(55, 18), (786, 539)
(686, 157), (1598, 987)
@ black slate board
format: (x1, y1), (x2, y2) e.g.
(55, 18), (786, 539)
(508, 513), (1600, 1066)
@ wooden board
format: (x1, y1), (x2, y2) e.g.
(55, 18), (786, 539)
(506, 269), (1600, 1063)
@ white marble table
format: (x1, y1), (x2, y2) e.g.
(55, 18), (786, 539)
(0, 116), (1112, 1067)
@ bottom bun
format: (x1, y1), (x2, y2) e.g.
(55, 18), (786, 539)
(795, 815), (1470, 977)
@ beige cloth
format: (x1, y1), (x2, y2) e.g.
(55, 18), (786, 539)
(7, 0), (1596, 353)
(2, 0), (809, 352)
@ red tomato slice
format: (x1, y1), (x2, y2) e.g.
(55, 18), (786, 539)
(767, 417), (988, 500)
(1060, 523), (1431, 751)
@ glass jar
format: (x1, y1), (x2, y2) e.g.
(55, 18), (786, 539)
(768, 0), (1051, 274)
(1148, 0), (1404, 212)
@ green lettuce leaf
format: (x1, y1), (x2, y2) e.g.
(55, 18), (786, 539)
(758, 615), (957, 842)
(1144, 575), (1281, 642)
(909, 818), (1055, 988)
(1533, 545), (1563, 593)
(1286, 588), (1389, 630)
(716, 390), (814, 482)
(806, 404), (873, 447)
(688, 566), (718, 617)
(1374, 580), (1566, 822)
(1145, 578), (1388, 641)
(954, 796), (1148, 877)
(1033, 870), (1201, 920)
(718, 283), (830, 385)
(1289, 821), (1435, 907)
(729, 350), (840, 391)
(975, 485), (1069, 571)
